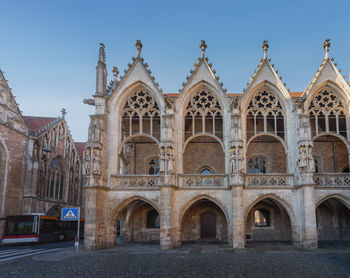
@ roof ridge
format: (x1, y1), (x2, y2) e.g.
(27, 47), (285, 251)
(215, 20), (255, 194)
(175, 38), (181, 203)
(31, 116), (63, 136)
(178, 54), (227, 94)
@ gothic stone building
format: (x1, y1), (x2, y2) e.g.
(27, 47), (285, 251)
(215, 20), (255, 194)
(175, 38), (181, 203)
(83, 40), (350, 250)
(0, 69), (84, 237)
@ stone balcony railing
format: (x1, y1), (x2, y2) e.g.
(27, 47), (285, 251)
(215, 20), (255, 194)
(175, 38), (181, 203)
(178, 174), (229, 188)
(111, 175), (160, 188)
(314, 173), (350, 187)
(245, 174), (294, 187)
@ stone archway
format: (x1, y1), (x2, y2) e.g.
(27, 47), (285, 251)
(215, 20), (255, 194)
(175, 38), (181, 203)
(107, 196), (160, 247)
(316, 196), (350, 247)
(245, 197), (292, 246)
(180, 198), (228, 244)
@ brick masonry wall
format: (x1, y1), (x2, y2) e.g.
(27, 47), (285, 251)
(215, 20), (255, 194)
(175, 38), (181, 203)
(313, 140), (348, 172)
(247, 140), (286, 173)
(0, 125), (27, 238)
(183, 142), (225, 174)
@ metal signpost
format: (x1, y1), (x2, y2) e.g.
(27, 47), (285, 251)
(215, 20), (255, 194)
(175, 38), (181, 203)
(61, 207), (80, 252)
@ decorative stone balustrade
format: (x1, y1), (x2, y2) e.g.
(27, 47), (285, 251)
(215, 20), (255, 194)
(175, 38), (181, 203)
(111, 175), (160, 188)
(178, 174), (229, 188)
(314, 173), (350, 187)
(245, 174), (294, 187)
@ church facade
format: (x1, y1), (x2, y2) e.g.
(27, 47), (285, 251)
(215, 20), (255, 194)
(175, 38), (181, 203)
(83, 39), (350, 250)
(0, 69), (84, 237)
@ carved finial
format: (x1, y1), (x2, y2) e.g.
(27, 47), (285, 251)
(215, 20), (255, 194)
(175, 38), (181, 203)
(136, 40), (143, 57)
(98, 43), (105, 64)
(262, 40), (269, 59)
(112, 66), (119, 80)
(323, 39), (330, 59)
(200, 40), (207, 58)
(61, 108), (67, 118)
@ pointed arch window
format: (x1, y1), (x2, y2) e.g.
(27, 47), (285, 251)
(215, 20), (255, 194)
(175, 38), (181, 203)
(247, 157), (266, 174)
(121, 90), (160, 141)
(46, 158), (65, 201)
(246, 90), (284, 140)
(184, 90), (223, 141)
(308, 89), (347, 138)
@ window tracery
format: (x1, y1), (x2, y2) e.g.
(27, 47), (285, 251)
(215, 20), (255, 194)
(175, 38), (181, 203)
(184, 90), (223, 141)
(247, 157), (266, 174)
(246, 91), (284, 140)
(122, 90), (160, 140)
(308, 90), (347, 138)
(46, 158), (65, 201)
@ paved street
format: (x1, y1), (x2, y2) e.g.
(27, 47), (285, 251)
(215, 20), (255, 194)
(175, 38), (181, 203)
(0, 240), (81, 264)
(1, 242), (350, 277)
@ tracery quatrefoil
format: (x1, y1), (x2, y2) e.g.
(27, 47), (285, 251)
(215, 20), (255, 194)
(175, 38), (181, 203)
(310, 90), (340, 110)
(187, 90), (221, 111)
(124, 91), (159, 112)
(248, 91), (281, 111)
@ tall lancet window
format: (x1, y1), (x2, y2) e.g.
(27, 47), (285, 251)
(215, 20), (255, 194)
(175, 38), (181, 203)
(246, 90), (284, 140)
(46, 158), (65, 201)
(308, 90), (346, 138)
(121, 90), (161, 141)
(184, 90), (223, 141)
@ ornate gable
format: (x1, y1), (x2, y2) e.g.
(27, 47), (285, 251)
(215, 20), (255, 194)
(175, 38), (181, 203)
(107, 40), (165, 112)
(299, 39), (350, 110)
(0, 69), (28, 134)
(179, 40), (227, 96)
(240, 41), (291, 112)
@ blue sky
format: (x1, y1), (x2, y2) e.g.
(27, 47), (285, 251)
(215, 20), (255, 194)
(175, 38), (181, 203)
(1, 0), (350, 141)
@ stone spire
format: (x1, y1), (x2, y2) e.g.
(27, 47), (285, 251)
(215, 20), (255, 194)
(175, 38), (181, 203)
(200, 40), (207, 58)
(136, 40), (143, 57)
(96, 43), (107, 96)
(262, 40), (269, 59)
(323, 39), (330, 59)
(98, 43), (105, 64)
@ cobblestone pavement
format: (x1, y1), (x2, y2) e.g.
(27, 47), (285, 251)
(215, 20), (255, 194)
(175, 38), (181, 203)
(2, 243), (350, 278)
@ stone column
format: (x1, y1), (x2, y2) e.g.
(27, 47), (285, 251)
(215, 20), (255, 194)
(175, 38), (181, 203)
(160, 185), (174, 249)
(232, 185), (245, 248)
(84, 187), (97, 250)
(301, 185), (318, 248)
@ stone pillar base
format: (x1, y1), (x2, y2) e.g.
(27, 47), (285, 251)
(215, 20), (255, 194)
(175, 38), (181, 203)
(160, 228), (173, 249)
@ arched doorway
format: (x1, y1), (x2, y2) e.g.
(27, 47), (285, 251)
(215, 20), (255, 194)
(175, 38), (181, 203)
(181, 198), (228, 243)
(113, 198), (160, 244)
(246, 135), (287, 173)
(183, 136), (225, 174)
(245, 198), (292, 245)
(316, 197), (350, 247)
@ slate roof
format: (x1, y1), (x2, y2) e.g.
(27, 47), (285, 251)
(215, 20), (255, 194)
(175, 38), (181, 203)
(74, 142), (86, 159)
(23, 116), (58, 134)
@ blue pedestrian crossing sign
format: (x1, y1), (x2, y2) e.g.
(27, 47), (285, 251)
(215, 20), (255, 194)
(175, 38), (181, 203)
(61, 208), (80, 221)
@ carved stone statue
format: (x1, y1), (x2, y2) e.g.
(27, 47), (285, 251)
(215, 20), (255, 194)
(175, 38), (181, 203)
(300, 117), (311, 139)
(83, 147), (91, 176)
(92, 147), (101, 175)
(229, 144), (243, 174)
(297, 144), (315, 174)
(297, 145), (308, 173)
